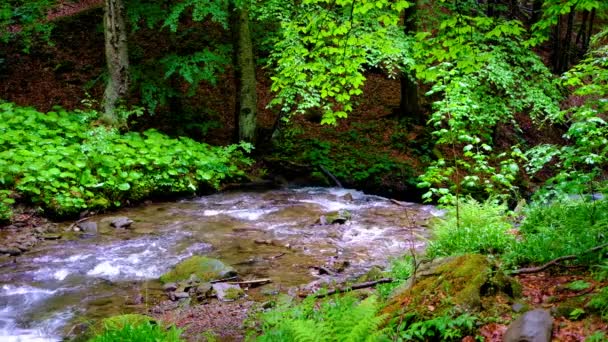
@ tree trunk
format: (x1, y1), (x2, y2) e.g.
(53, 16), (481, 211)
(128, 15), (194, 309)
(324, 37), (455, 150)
(531, 0), (543, 24)
(399, 1), (421, 123)
(560, 9), (575, 73)
(584, 8), (596, 51)
(102, 0), (129, 126)
(234, 6), (257, 144)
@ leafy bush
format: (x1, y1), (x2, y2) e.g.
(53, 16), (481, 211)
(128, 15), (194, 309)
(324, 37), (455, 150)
(256, 294), (388, 342)
(395, 312), (478, 341)
(89, 319), (184, 342)
(426, 197), (516, 257)
(588, 286), (608, 321)
(377, 256), (414, 299)
(503, 199), (608, 267)
(0, 102), (251, 219)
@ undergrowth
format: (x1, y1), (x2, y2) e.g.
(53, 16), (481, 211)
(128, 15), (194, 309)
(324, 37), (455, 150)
(503, 199), (608, 267)
(254, 294), (389, 342)
(393, 312), (478, 341)
(88, 320), (184, 342)
(426, 197), (515, 258)
(0, 101), (252, 220)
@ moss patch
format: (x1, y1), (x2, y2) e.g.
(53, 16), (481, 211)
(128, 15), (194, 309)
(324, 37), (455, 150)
(160, 256), (236, 283)
(383, 254), (519, 319)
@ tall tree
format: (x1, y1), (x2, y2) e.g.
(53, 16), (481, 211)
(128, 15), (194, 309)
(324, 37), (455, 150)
(399, 1), (421, 122)
(233, 2), (257, 143)
(102, 0), (130, 125)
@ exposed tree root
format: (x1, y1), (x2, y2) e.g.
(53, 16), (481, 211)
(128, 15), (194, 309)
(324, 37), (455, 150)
(512, 242), (608, 275)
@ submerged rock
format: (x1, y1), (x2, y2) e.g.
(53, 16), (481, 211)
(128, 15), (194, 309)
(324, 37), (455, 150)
(503, 309), (553, 342)
(109, 217), (134, 229)
(0, 245), (22, 256)
(317, 209), (352, 225)
(384, 254), (520, 318)
(77, 221), (98, 234)
(212, 283), (244, 302)
(160, 256), (236, 283)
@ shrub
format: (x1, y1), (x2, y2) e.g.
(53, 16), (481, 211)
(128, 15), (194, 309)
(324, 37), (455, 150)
(255, 294), (388, 342)
(0, 102), (252, 219)
(426, 197), (515, 257)
(89, 315), (184, 342)
(377, 256), (414, 299)
(503, 199), (608, 267)
(395, 312), (478, 341)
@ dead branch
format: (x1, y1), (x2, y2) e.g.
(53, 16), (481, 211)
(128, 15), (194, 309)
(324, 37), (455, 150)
(210, 276), (238, 283)
(302, 278), (393, 298)
(227, 278), (272, 286)
(512, 242), (608, 275)
(67, 217), (91, 231)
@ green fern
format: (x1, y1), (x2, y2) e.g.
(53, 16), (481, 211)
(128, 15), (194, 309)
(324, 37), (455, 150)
(256, 294), (388, 342)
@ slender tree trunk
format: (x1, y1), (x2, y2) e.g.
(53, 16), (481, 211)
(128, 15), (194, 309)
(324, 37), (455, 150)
(584, 8), (596, 51)
(531, 0), (543, 25)
(552, 16), (561, 72)
(399, 1), (421, 123)
(560, 9), (575, 73)
(234, 5), (257, 144)
(102, 0), (129, 126)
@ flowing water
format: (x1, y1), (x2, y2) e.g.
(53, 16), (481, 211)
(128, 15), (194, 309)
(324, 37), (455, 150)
(0, 187), (440, 341)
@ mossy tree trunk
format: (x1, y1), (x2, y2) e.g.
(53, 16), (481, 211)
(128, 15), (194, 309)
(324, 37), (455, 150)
(102, 0), (129, 126)
(234, 5), (257, 144)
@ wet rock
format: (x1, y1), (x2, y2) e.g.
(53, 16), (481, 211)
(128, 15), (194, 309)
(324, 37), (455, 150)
(77, 221), (98, 234)
(316, 209), (352, 225)
(0, 246), (22, 256)
(339, 193), (354, 202)
(33, 226), (47, 235)
(196, 283), (212, 297)
(110, 217), (133, 229)
(261, 285), (280, 296)
(42, 233), (61, 240)
(15, 244), (30, 252)
(212, 283), (244, 302)
(163, 283), (178, 292)
(160, 256), (237, 283)
(173, 291), (190, 300)
(503, 309), (553, 342)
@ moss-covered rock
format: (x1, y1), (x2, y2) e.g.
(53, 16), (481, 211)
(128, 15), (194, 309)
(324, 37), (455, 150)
(160, 256), (236, 283)
(383, 254), (519, 318)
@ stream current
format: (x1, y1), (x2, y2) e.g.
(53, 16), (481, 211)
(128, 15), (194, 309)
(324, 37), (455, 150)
(0, 187), (439, 341)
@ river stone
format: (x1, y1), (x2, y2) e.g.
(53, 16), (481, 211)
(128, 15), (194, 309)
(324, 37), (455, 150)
(503, 309), (553, 342)
(0, 246), (22, 256)
(163, 283), (178, 292)
(42, 233), (61, 240)
(77, 221), (98, 234)
(159, 256), (237, 283)
(196, 283), (213, 296)
(110, 217), (133, 229)
(173, 291), (190, 300)
(212, 283), (244, 302)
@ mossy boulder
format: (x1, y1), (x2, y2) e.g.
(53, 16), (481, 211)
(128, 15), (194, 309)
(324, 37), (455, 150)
(160, 256), (236, 283)
(383, 254), (519, 318)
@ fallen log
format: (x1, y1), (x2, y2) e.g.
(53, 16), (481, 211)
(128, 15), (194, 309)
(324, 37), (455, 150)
(227, 278), (272, 286)
(301, 278), (393, 298)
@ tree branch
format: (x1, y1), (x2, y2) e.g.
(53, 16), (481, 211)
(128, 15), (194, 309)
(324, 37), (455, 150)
(301, 277), (393, 298)
(511, 243), (608, 275)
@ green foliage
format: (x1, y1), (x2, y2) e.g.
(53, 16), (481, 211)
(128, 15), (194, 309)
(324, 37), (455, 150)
(268, 0), (412, 124)
(377, 256), (414, 299)
(0, 0), (55, 50)
(426, 197), (515, 258)
(89, 317), (184, 342)
(567, 280), (592, 291)
(256, 294), (389, 341)
(503, 199), (608, 268)
(0, 190), (14, 222)
(416, 7), (561, 203)
(526, 28), (608, 200)
(394, 312), (478, 342)
(588, 286), (608, 321)
(0, 102), (251, 218)
(586, 331), (608, 342)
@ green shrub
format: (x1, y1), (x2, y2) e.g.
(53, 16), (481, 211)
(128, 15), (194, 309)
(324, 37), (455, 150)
(256, 294), (389, 342)
(503, 199), (608, 267)
(0, 190), (14, 222)
(588, 286), (608, 321)
(89, 317), (184, 342)
(377, 256), (414, 299)
(395, 312), (478, 341)
(0, 102), (252, 218)
(426, 197), (516, 257)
